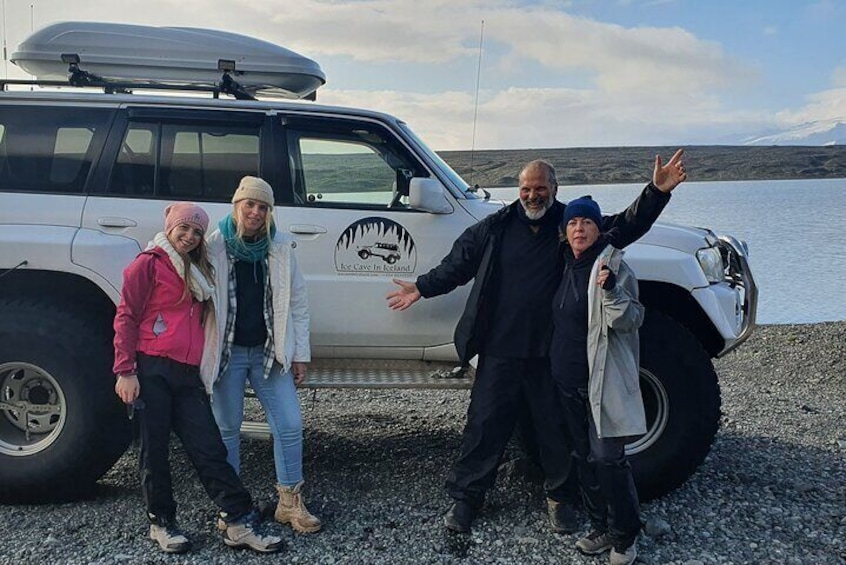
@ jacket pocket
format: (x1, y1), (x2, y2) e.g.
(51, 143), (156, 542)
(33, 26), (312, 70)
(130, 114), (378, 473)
(606, 348), (640, 394)
(152, 313), (167, 337)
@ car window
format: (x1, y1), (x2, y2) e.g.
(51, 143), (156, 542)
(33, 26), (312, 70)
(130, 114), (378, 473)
(106, 119), (261, 201)
(0, 106), (111, 194)
(285, 120), (426, 209)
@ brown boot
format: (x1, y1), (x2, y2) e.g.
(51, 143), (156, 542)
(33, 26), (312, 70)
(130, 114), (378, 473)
(275, 481), (322, 533)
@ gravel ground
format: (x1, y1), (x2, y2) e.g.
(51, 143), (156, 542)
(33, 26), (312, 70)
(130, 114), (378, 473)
(1, 322), (844, 565)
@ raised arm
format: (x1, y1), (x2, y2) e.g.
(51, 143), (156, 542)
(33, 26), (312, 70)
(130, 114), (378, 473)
(601, 148), (687, 248)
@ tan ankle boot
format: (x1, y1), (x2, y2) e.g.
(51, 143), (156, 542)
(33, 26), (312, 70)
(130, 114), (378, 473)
(275, 481), (322, 533)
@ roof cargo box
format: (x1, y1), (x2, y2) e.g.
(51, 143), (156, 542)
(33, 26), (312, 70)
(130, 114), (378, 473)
(10, 21), (326, 99)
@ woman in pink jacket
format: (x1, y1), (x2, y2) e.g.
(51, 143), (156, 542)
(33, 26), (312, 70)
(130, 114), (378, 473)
(113, 202), (282, 555)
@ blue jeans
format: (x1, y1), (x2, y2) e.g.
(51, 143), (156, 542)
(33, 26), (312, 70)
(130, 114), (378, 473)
(212, 345), (304, 486)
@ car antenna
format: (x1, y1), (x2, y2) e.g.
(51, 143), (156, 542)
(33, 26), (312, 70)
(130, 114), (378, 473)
(467, 19), (484, 192)
(1, 0), (7, 78)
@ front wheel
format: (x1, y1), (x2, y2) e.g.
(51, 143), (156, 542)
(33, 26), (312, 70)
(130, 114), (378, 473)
(515, 310), (721, 501)
(0, 300), (130, 502)
(627, 310), (721, 501)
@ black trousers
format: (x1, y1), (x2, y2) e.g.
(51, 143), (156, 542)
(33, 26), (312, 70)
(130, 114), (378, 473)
(556, 386), (641, 544)
(136, 353), (253, 525)
(445, 355), (574, 507)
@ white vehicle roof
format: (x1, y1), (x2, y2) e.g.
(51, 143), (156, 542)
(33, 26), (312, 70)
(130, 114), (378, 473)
(11, 21), (326, 100)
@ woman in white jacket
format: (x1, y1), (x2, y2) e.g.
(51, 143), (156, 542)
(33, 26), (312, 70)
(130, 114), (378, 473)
(550, 196), (645, 565)
(206, 176), (321, 533)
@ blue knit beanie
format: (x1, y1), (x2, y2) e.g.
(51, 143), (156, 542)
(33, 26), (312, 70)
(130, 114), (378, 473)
(563, 195), (602, 228)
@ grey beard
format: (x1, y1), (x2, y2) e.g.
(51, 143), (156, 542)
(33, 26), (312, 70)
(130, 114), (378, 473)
(521, 199), (550, 220)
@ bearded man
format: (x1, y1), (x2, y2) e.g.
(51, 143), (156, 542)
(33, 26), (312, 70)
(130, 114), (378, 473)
(387, 152), (686, 534)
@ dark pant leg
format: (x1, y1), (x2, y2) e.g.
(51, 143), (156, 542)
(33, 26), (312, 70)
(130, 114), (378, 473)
(587, 414), (641, 542)
(520, 359), (575, 502)
(136, 367), (177, 524)
(556, 385), (607, 529)
(445, 355), (521, 506)
(171, 369), (254, 520)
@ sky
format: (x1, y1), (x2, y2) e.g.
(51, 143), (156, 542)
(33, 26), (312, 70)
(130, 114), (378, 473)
(1, 0), (843, 151)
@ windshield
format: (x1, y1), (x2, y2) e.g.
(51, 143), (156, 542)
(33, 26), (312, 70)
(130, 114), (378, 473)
(397, 122), (478, 199)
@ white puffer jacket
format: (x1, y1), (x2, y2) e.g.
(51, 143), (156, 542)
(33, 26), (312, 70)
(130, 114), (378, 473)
(202, 230), (311, 384)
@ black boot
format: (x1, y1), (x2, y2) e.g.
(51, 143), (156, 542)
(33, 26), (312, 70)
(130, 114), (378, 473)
(444, 501), (477, 533)
(547, 498), (579, 533)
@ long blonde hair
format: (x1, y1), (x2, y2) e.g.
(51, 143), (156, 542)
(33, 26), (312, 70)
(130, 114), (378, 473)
(179, 238), (214, 303)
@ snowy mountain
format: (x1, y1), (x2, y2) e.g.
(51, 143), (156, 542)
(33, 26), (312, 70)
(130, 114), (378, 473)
(743, 119), (846, 146)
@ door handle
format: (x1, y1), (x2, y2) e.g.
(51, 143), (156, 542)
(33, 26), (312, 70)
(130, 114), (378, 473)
(98, 217), (138, 228)
(289, 224), (327, 235)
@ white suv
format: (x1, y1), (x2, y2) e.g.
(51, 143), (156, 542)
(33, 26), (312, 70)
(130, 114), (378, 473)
(0, 22), (756, 503)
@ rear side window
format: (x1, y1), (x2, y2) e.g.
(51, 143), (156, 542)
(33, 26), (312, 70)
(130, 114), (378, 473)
(0, 106), (112, 194)
(107, 118), (261, 202)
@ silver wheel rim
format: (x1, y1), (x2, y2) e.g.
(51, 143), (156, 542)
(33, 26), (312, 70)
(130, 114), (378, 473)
(625, 368), (669, 456)
(0, 362), (67, 456)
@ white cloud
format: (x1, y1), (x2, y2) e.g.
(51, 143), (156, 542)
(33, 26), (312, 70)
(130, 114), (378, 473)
(832, 67), (846, 88)
(3, 0), (786, 148)
(775, 88), (846, 126)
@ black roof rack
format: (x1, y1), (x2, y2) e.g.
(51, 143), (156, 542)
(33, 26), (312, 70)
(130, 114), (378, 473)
(1, 59), (260, 100)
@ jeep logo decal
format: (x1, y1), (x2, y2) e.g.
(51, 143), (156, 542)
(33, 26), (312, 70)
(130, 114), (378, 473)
(334, 217), (417, 275)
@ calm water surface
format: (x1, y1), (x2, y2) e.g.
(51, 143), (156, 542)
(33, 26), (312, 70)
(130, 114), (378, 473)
(488, 178), (846, 325)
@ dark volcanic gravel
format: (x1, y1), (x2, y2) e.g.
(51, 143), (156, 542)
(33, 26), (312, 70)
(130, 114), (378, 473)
(1, 322), (844, 565)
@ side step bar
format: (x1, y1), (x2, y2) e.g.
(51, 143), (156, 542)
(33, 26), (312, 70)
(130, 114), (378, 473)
(299, 359), (473, 390)
(239, 359), (474, 439)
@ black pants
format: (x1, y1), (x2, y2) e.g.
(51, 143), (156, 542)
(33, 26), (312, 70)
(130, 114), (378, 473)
(136, 353), (253, 525)
(445, 355), (574, 507)
(557, 386), (640, 544)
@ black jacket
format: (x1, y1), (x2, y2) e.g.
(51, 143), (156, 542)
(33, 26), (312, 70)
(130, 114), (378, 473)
(416, 182), (670, 363)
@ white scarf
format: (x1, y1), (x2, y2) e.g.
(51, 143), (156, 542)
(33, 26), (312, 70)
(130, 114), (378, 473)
(152, 232), (215, 302)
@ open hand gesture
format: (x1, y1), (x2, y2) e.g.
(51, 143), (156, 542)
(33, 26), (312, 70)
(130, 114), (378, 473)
(387, 278), (421, 311)
(653, 148), (687, 192)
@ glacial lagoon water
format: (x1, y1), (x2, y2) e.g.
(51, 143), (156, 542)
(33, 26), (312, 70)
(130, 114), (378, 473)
(487, 178), (846, 325)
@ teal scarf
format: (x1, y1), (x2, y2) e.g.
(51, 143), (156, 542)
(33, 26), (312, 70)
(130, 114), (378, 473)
(218, 214), (276, 263)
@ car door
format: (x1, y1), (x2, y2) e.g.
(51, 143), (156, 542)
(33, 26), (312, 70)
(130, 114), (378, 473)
(271, 114), (477, 360)
(78, 106), (269, 292)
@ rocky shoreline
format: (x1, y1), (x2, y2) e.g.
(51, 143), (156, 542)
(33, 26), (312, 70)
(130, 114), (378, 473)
(1, 322), (844, 564)
(439, 145), (846, 187)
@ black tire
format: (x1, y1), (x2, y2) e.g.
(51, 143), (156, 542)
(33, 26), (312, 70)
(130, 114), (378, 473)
(358, 249), (371, 260)
(515, 309), (720, 502)
(0, 300), (130, 503)
(628, 310), (721, 501)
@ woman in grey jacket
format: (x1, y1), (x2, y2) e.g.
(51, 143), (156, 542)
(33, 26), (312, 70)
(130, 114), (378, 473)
(550, 196), (645, 565)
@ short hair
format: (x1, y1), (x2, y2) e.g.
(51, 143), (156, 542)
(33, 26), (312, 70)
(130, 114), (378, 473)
(520, 159), (557, 187)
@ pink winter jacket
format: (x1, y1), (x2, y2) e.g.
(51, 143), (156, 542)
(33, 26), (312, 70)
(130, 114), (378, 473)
(113, 247), (205, 375)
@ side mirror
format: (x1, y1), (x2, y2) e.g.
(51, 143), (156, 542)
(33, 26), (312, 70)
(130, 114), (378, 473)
(408, 178), (453, 214)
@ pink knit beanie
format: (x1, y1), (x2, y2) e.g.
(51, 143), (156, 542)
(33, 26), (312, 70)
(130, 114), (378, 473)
(164, 202), (210, 234)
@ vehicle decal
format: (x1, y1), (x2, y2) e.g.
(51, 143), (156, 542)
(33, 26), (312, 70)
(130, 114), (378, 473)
(334, 217), (417, 276)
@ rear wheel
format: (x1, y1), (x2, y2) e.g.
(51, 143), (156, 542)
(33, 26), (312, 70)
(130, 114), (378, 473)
(0, 300), (130, 502)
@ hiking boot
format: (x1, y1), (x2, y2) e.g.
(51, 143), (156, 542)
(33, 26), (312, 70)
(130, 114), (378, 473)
(149, 523), (191, 554)
(275, 481), (322, 533)
(575, 529), (614, 555)
(547, 498), (579, 534)
(444, 501), (477, 533)
(222, 511), (285, 553)
(609, 538), (638, 565)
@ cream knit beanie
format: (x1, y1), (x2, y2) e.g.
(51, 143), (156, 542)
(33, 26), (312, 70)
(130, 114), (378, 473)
(232, 176), (274, 208)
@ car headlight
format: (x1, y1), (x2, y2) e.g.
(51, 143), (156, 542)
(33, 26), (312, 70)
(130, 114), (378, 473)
(696, 246), (724, 283)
